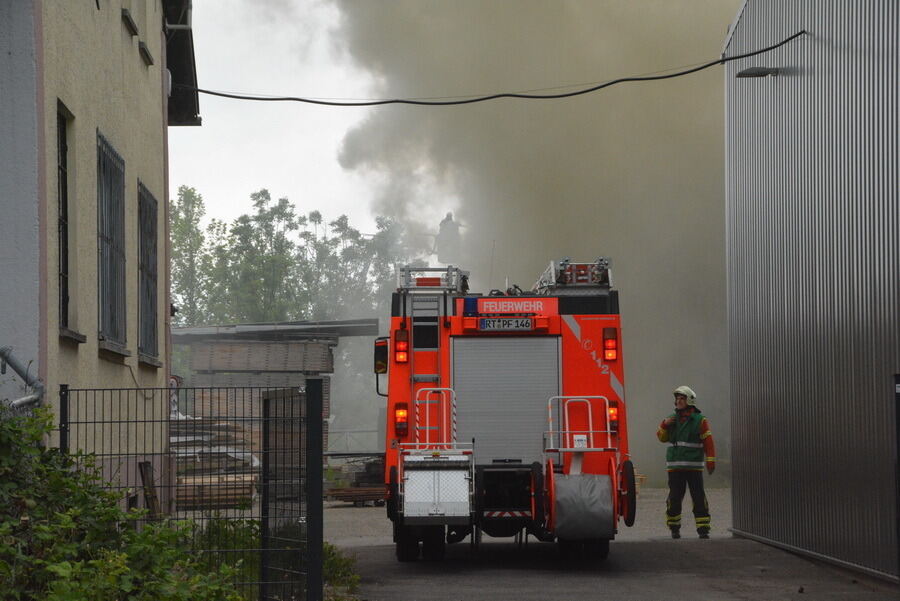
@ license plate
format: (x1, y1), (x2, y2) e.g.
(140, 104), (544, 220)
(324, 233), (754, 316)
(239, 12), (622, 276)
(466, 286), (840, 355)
(478, 318), (533, 331)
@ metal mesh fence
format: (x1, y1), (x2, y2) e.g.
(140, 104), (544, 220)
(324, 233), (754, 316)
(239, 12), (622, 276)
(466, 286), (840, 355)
(58, 383), (323, 601)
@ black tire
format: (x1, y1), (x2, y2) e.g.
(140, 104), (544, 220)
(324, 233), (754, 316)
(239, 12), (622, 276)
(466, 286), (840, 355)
(530, 462), (545, 528)
(584, 539), (610, 560)
(395, 527), (419, 562)
(421, 527), (446, 561)
(387, 466), (398, 521)
(622, 460), (637, 527)
(558, 539), (582, 560)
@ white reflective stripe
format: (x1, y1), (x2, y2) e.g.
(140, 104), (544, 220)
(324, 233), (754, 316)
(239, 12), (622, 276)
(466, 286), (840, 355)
(666, 461), (705, 467)
(669, 441), (703, 448)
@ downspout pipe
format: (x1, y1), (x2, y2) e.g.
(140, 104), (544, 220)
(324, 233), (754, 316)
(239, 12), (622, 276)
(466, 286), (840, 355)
(0, 346), (45, 408)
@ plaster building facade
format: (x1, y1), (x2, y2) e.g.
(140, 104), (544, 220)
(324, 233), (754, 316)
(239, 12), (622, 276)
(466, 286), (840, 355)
(0, 1), (199, 437)
(724, 0), (898, 581)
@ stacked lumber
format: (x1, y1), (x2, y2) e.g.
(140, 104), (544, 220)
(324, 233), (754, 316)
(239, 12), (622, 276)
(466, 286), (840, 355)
(170, 416), (260, 510)
(176, 473), (258, 510)
(190, 341), (333, 374)
(328, 486), (385, 505)
(328, 457), (385, 505)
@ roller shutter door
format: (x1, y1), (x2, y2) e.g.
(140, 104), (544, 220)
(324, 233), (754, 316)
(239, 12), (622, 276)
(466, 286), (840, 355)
(452, 337), (559, 464)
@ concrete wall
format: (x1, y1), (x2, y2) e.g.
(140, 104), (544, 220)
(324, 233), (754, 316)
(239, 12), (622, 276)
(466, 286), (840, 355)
(0, 1), (42, 403)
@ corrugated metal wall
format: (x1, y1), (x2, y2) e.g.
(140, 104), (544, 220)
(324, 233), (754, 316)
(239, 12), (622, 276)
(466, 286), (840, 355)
(725, 1), (899, 580)
(452, 337), (559, 464)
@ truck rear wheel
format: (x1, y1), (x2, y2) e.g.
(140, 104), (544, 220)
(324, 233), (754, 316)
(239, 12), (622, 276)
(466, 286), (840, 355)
(558, 539), (581, 559)
(387, 466), (399, 521)
(422, 526), (446, 561)
(395, 527), (419, 562)
(584, 539), (610, 560)
(621, 460), (637, 527)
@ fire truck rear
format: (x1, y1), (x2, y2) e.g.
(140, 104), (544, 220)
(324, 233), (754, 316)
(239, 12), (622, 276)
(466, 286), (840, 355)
(373, 258), (637, 561)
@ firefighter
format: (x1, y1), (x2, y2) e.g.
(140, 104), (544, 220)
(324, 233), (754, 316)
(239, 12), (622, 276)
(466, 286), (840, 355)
(435, 212), (461, 264)
(657, 385), (716, 539)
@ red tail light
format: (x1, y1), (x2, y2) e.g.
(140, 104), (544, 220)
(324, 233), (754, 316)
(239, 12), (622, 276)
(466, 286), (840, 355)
(603, 327), (618, 361)
(608, 405), (619, 433)
(394, 403), (409, 437)
(395, 330), (409, 363)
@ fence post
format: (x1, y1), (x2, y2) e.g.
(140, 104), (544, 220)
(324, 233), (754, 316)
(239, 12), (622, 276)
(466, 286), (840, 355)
(260, 390), (271, 601)
(305, 379), (323, 601)
(894, 374), (899, 581)
(59, 384), (69, 453)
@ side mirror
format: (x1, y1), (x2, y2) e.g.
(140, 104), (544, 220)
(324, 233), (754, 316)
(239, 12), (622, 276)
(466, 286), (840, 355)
(374, 338), (388, 374)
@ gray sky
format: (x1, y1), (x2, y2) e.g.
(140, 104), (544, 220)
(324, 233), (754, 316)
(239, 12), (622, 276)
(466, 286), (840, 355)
(168, 0), (382, 232)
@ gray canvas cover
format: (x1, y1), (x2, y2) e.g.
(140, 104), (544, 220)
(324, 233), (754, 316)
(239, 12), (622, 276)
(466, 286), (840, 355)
(554, 474), (614, 540)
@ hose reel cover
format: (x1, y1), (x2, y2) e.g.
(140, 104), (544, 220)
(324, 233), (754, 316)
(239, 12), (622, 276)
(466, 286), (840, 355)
(553, 474), (614, 540)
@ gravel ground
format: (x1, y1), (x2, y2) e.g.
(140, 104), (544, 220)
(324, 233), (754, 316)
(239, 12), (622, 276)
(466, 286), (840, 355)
(325, 486), (733, 547)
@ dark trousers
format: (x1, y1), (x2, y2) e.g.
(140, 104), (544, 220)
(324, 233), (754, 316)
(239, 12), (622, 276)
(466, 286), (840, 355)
(666, 470), (710, 532)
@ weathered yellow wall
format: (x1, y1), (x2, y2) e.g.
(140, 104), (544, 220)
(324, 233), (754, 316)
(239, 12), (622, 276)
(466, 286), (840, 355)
(41, 0), (169, 447)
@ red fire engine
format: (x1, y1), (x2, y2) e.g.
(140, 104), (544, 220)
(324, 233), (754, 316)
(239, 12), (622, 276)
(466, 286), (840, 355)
(373, 258), (636, 561)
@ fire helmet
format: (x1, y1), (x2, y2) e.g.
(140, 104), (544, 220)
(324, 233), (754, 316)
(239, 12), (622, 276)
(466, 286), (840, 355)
(673, 385), (697, 406)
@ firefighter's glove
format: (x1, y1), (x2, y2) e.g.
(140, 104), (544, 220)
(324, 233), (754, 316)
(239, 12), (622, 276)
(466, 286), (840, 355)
(706, 462), (716, 475)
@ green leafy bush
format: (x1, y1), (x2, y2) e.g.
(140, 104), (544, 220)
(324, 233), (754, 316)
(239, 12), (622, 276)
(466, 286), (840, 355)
(0, 407), (242, 601)
(194, 516), (261, 587)
(323, 542), (360, 594)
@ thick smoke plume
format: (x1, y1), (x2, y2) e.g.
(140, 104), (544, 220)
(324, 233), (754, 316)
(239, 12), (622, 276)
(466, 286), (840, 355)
(332, 0), (741, 483)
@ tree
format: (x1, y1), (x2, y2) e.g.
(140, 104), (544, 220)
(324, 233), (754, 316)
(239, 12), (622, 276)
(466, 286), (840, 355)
(169, 186), (430, 325)
(204, 190), (301, 323)
(170, 186), (208, 326)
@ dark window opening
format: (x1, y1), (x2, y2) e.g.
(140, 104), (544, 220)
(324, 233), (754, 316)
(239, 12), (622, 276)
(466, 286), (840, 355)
(57, 109), (70, 329)
(138, 182), (158, 359)
(413, 316), (439, 349)
(97, 132), (126, 346)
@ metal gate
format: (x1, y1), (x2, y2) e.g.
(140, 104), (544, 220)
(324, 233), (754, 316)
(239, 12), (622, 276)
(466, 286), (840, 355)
(58, 382), (324, 601)
(451, 336), (560, 464)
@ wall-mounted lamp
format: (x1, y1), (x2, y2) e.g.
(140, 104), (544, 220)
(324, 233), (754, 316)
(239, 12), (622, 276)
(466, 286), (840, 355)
(736, 66), (780, 78)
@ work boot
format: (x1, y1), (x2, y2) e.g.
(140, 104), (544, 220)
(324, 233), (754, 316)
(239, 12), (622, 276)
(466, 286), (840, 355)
(670, 528), (681, 539)
(698, 528), (710, 539)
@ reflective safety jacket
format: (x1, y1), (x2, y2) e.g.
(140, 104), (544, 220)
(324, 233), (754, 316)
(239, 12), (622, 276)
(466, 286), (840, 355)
(657, 407), (716, 472)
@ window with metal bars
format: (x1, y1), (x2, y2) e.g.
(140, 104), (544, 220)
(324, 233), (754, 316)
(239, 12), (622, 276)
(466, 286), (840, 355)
(97, 132), (127, 348)
(138, 182), (158, 359)
(57, 109), (70, 329)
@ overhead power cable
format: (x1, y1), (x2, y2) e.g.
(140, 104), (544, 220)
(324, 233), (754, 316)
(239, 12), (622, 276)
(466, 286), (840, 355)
(175, 30), (806, 107)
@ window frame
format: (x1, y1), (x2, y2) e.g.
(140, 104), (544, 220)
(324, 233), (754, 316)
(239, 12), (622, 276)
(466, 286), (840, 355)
(96, 131), (127, 351)
(137, 181), (159, 362)
(57, 107), (70, 330)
